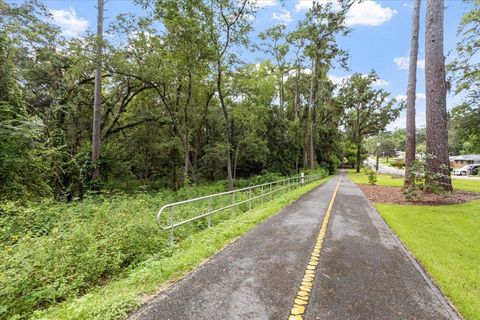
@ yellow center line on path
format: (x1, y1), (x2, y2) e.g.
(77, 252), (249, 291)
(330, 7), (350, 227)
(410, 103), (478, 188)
(288, 176), (342, 320)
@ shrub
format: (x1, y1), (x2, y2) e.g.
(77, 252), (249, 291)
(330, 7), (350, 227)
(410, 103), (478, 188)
(403, 158), (450, 200)
(363, 167), (377, 185)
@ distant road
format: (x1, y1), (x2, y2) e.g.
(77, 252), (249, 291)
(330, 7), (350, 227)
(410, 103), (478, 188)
(365, 158), (404, 176)
(365, 158), (480, 180)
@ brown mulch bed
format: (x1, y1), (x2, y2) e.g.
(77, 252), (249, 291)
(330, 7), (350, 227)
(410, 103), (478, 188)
(359, 184), (480, 205)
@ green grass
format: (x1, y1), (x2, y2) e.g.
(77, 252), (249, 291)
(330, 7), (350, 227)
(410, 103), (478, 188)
(376, 201), (480, 320)
(378, 157), (397, 166)
(452, 179), (480, 193)
(347, 169), (404, 187)
(30, 177), (330, 320)
(347, 169), (480, 193)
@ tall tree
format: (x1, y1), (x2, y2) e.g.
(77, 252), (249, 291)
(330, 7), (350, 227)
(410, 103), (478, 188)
(404, 0), (420, 188)
(91, 0), (104, 180)
(341, 72), (402, 173)
(258, 24), (289, 110)
(206, 0), (253, 189)
(299, 1), (349, 170)
(425, 0), (452, 191)
(448, 0), (480, 156)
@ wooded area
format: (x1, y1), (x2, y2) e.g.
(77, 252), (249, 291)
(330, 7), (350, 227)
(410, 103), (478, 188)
(0, 0), (404, 202)
(1, 0), (480, 319)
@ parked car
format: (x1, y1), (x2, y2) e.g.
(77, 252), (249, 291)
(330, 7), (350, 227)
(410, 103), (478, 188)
(472, 164), (480, 175)
(453, 164), (480, 176)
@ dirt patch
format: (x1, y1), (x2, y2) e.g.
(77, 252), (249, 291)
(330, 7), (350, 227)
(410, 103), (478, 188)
(359, 184), (480, 205)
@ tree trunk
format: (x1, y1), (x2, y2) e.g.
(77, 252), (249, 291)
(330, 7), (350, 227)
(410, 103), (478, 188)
(183, 72), (193, 184)
(404, 0), (420, 188)
(356, 138), (361, 173)
(308, 59), (318, 171)
(91, 0), (104, 181)
(216, 62), (234, 189)
(293, 68), (300, 119)
(303, 125), (308, 169)
(279, 72), (284, 110)
(309, 119), (315, 171)
(233, 143), (240, 180)
(425, 0), (452, 191)
(356, 104), (361, 173)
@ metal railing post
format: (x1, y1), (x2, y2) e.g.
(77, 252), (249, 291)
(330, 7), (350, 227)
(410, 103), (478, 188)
(208, 197), (212, 227)
(261, 185), (264, 204)
(249, 188), (252, 210)
(170, 206), (174, 244)
(269, 182), (272, 200)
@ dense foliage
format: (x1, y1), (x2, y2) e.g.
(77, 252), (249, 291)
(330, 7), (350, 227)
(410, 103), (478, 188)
(448, 0), (480, 154)
(0, 0), (361, 202)
(340, 72), (402, 172)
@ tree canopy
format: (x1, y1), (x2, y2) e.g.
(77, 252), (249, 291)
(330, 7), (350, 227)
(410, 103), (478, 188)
(0, 0), (403, 201)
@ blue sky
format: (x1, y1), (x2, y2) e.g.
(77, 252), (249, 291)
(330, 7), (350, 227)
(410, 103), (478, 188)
(42, 0), (472, 131)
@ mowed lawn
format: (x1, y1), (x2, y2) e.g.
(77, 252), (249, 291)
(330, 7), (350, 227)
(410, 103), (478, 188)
(347, 169), (480, 193)
(347, 169), (480, 319)
(376, 201), (480, 320)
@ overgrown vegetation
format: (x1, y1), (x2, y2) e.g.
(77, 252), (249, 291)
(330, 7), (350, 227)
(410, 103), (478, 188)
(376, 200), (480, 320)
(0, 174), (328, 320)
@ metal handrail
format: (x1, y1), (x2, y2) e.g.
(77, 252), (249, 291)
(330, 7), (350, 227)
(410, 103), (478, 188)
(157, 173), (323, 243)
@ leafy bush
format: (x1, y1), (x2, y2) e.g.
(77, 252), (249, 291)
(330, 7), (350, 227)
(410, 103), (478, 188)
(363, 167), (377, 185)
(403, 158), (451, 200)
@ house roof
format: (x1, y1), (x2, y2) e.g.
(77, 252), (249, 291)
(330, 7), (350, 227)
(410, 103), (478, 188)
(451, 154), (480, 161)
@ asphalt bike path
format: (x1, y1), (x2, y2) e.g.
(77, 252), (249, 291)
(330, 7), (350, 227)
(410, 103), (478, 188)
(304, 173), (460, 320)
(129, 173), (460, 320)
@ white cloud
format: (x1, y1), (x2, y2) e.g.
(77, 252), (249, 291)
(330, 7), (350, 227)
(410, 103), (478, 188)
(328, 74), (347, 85)
(395, 93), (425, 102)
(393, 56), (425, 70)
(373, 78), (389, 87)
(295, 0), (314, 11)
(393, 56), (409, 69)
(328, 73), (389, 87)
(50, 8), (88, 37)
(346, 1), (397, 26)
(272, 9), (293, 25)
(417, 59), (425, 69)
(302, 68), (313, 75)
(256, 0), (278, 7)
(295, 0), (396, 27)
(387, 111), (426, 130)
(286, 68), (312, 80)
